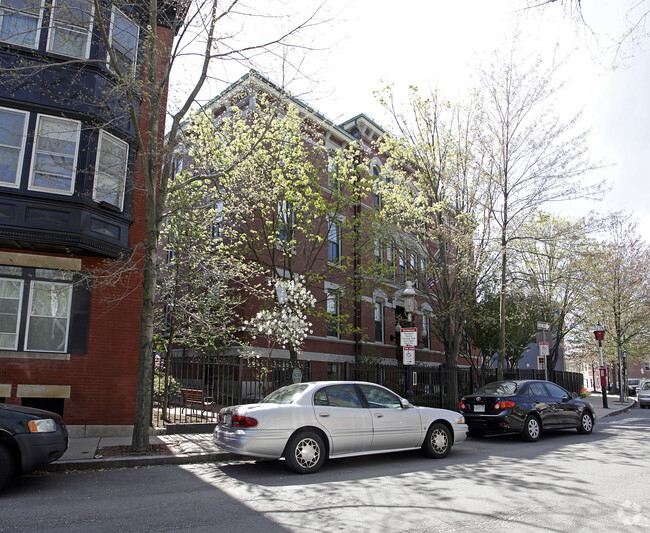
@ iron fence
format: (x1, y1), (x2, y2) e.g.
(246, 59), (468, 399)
(152, 352), (584, 427)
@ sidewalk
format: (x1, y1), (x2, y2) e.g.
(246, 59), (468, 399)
(45, 394), (636, 472)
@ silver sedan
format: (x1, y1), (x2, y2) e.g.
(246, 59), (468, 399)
(214, 381), (468, 474)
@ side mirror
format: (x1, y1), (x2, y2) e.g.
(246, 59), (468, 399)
(401, 398), (412, 408)
(571, 392), (578, 400)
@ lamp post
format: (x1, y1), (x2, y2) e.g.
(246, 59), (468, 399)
(402, 281), (416, 403)
(593, 323), (608, 409)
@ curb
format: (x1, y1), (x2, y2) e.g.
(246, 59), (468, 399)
(44, 451), (236, 472)
(596, 400), (636, 420)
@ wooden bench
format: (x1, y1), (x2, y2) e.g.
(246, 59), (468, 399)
(181, 389), (215, 418)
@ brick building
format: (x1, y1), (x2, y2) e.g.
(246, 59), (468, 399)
(177, 71), (451, 385)
(0, 0), (178, 434)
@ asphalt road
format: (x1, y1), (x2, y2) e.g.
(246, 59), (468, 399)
(2, 409), (649, 533)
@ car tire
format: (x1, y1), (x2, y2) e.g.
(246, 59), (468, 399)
(284, 431), (326, 474)
(577, 411), (594, 434)
(522, 415), (541, 442)
(422, 422), (452, 458)
(0, 444), (16, 491)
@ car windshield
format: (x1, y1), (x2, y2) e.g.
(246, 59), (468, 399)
(628, 379), (640, 385)
(261, 384), (309, 404)
(473, 381), (518, 396)
(641, 382), (650, 391)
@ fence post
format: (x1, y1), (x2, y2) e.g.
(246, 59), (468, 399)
(237, 357), (243, 405)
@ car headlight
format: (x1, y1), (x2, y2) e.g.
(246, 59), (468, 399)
(455, 416), (465, 425)
(28, 418), (57, 433)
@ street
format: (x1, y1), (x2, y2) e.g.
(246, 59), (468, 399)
(2, 409), (649, 533)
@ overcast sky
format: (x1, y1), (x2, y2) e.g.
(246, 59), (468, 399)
(194, 0), (650, 240)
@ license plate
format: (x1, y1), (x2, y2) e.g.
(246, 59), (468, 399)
(474, 404), (485, 413)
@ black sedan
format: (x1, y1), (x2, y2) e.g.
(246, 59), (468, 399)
(0, 403), (68, 491)
(458, 380), (595, 442)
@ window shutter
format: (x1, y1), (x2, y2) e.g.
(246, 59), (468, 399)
(68, 275), (92, 354)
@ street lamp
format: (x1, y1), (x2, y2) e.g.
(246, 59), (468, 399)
(593, 323), (608, 409)
(402, 281), (416, 402)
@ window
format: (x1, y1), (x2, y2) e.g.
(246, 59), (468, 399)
(420, 313), (428, 349)
(93, 131), (128, 209)
(0, 0), (42, 49)
(372, 165), (381, 209)
(47, 0), (93, 58)
(374, 240), (383, 267)
(109, 7), (139, 77)
(25, 280), (72, 352)
(327, 153), (339, 192)
(0, 266), (89, 354)
(211, 199), (224, 240)
(0, 107), (28, 187)
(326, 290), (339, 338)
(277, 200), (293, 245)
(314, 384), (363, 408)
(358, 384), (401, 408)
(29, 115), (81, 194)
(398, 250), (406, 283)
(327, 219), (340, 263)
(374, 299), (383, 343)
(0, 278), (23, 349)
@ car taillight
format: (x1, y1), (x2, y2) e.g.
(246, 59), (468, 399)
(458, 401), (468, 412)
(232, 414), (258, 427)
(493, 401), (515, 410)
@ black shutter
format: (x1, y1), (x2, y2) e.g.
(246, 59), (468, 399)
(68, 274), (92, 354)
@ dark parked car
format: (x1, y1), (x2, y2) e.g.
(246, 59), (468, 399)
(627, 379), (640, 396)
(458, 380), (595, 442)
(0, 403), (68, 490)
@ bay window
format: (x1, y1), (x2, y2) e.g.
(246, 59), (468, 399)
(29, 115), (81, 194)
(0, 107), (28, 187)
(47, 0), (93, 58)
(109, 7), (139, 77)
(0, 0), (41, 48)
(93, 130), (128, 209)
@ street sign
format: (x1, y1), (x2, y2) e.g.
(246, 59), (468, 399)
(403, 346), (415, 365)
(537, 322), (550, 331)
(400, 327), (418, 347)
(292, 368), (302, 383)
(539, 342), (549, 356)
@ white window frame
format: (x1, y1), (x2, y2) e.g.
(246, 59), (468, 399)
(47, 0), (93, 58)
(29, 114), (81, 195)
(93, 130), (128, 210)
(325, 283), (340, 339)
(108, 7), (139, 78)
(25, 280), (72, 353)
(0, 106), (28, 188)
(0, 277), (24, 350)
(0, 0), (43, 49)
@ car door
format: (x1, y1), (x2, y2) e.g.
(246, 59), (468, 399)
(312, 384), (373, 455)
(527, 381), (558, 427)
(543, 382), (579, 427)
(357, 384), (422, 451)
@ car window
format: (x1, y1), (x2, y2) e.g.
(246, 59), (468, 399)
(474, 381), (518, 395)
(641, 382), (650, 391)
(527, 382), (548, 398)
(261, 384), (308, 404)
(543, 382), (569, 399)
(358, 384), (402, 408)
(314, 384), (364, 408)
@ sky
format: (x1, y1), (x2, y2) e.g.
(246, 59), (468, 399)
(181, 0), (650, 240)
